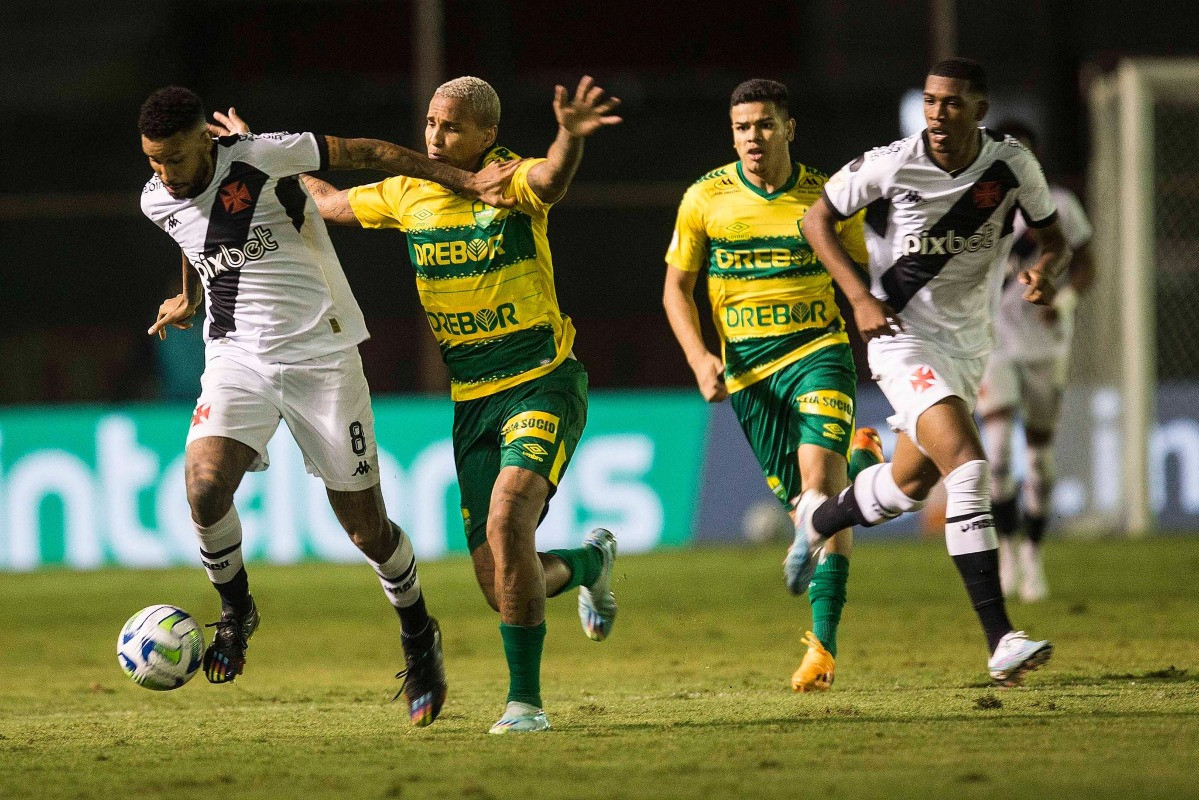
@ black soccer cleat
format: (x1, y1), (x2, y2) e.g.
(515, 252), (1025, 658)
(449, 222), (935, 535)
(394, 618), (447, 727)
(203, 597), (260, 684)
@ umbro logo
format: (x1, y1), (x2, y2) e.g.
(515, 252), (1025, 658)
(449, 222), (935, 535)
(352, 460), (372, 476)
(896, 190), (923, 205)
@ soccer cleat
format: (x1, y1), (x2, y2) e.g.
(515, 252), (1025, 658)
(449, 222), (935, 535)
(578, 528), (617, 642)
(998, 536), (1020, 598)
(1018, 540), (1049, 603)
(202, 597), (260, 684)
(791, 631), (835, 692)
(988, 630), (1053, 687)
(783, 490), (829, 596)
(851, 426), (885, 464)
(394, 618), (448, 727)
(488, 701), (551, 734)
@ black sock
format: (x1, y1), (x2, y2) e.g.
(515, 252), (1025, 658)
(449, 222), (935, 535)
(951, 549), (1013, 652)
(214, 567), (253, 616)
(812, 486), (869, 536)
(992, 495), (1020, 536)
(397, 594), (433, 646)
(1024, 514), (1047, 545)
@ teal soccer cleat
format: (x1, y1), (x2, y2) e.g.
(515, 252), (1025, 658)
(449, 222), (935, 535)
(578, 528), (618, 642)
(783, 491), (829, 596)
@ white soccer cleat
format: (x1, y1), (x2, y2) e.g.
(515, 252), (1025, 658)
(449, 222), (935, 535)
(488, 701), (551, 734)
(998, 536), (1020, 598)
(1018, 540), (1049, 603)
(783, 490), (829, 596)
(578, 528), (617, 642)
(988, 630), (1053, 687)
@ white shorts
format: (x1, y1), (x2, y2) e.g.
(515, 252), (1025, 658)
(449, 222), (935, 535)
(867, 335), (987, 451)
(187, 343), (380, 492)
(977, 355), (1066, 431)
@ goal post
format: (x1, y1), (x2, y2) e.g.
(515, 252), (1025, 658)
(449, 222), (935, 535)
(1085, 58), (1199, 534)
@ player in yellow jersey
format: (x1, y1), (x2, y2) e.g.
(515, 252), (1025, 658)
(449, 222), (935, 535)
(664, 79), (884, 692)
(214, 75), (621, 733)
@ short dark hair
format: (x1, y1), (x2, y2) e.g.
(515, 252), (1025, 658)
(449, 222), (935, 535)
(138, 86), (205, 140)
(730, 79), (789, 113)
(928, 58), (988, 94)
(997, 119), (1038, 148)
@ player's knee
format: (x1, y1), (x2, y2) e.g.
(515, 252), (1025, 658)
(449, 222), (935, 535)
(186, 473), (238, 527)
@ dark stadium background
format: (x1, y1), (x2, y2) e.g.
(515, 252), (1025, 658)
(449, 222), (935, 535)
(1, 0), (1194, 402)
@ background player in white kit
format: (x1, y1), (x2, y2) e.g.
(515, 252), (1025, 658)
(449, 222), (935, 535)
(978, 120), (1095, 603)
(786, 59), (1071, 686)
(138, 86), (516, 726)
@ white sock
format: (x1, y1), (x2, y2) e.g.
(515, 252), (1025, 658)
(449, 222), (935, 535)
(853, 463), (926, 525)
(370, 525), (422, 608)
(194, 506), (244, 586)
(943, 460), (999, 556)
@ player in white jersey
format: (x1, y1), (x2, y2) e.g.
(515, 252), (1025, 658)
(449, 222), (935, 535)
(782, 59), (1072, 687)
(138, 86), (517, 726)
(978, 121), (1095, 603)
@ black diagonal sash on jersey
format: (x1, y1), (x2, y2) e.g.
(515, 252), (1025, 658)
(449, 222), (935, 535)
(275, 176), (307, 233)
(879, 159), (1019, 312)
(203, 162), (270, 339)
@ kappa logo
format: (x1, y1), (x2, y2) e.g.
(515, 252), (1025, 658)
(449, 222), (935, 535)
(973, 181), (1003, 209)
(909, 366), (937, 393)
(219, 181), (253, 214)
(896, 190), (923, 205)
(352, 460), (372, 476)
(166, 215), (180, 230)
(191, 403), (210, 427)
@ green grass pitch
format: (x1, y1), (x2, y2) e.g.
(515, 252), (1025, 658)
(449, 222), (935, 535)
(2, 538), (1197, 799)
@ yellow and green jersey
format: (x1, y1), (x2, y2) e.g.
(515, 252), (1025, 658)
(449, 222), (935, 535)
(347, 146), (574, 401)
(666, 161), (868, 393)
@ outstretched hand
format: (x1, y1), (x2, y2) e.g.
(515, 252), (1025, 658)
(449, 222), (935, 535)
(553, 75), (622, 138)
(1019, 268), (1056, 306)
(851, 295), (904, 341)
(465, 159), (523, 208)
(148, 293), (200, 340)
(207, 107), (251, 137)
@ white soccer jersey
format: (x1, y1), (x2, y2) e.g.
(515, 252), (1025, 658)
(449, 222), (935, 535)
(993, 184), (1092, 362)
(141, 132), (368, 363)
(822, 128), (1058, 358)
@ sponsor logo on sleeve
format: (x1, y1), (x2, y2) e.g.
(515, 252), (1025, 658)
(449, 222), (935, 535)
(797, 390), (854, 424)
(502, 410), (561, 445)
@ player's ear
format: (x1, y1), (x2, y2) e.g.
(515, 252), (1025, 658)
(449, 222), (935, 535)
(483, 125), (498, 151)
(787, 117), (796, 142)
(975, 98), (990, 124)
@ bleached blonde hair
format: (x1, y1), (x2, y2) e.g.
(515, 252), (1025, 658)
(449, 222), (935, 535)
(434, 76), (501, 128)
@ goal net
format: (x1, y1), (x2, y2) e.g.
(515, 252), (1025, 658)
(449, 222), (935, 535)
(1076, 59), (1199, 534)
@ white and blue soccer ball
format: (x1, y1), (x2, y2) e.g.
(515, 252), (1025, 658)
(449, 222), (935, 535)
(117, 605), (205, 691)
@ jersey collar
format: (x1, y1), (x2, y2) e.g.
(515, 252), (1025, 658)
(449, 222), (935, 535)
(920, 128), (986, 177)
(735, 160), (799, 200)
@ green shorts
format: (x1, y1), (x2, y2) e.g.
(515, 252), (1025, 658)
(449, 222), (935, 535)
(729, 343), (857, 510)
(452, 359), (588, 552)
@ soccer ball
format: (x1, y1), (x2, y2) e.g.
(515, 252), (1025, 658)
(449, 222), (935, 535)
(117, 605), (205, 690)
